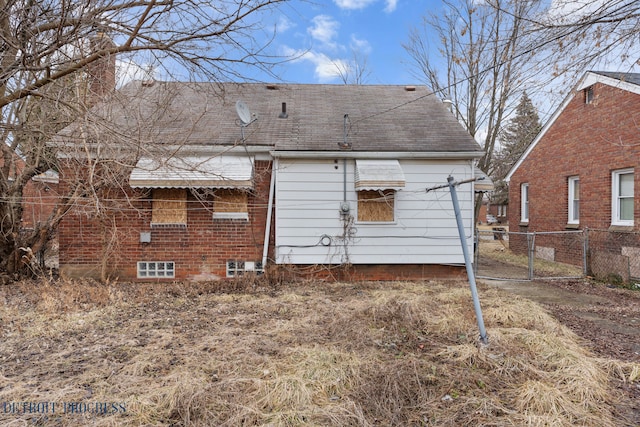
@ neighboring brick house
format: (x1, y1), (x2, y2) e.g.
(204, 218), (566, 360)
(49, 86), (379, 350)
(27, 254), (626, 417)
(54, 81), (484, 282)
(506, 71), (640, 280)
(0, 156), (59, 230)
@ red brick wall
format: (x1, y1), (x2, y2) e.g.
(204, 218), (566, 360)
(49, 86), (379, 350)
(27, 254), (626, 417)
(508, 81), (640, 262)
(59, 161), (273, 281)
(21, 180), (59, 229)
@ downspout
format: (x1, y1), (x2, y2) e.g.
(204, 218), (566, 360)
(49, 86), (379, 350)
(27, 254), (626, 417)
(262, 158), (277, 269)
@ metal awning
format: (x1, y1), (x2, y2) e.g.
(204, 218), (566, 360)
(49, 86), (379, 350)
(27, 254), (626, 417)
(355, 159), (405, 190)
(129, 155), (254, 189)
(474, 167), (494, 192)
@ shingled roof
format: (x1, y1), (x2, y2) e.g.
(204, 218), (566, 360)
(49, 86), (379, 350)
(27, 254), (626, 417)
(592, 71), (640, 87)
(52, 81), (482, 156)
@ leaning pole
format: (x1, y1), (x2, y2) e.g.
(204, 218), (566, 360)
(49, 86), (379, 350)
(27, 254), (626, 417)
(427, 176), (488, 344)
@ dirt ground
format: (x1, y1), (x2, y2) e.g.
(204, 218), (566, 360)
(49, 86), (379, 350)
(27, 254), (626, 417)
(481, 277), (640, 418)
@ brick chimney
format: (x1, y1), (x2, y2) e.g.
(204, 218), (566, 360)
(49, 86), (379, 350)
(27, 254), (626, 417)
(86, 32), (116, 104)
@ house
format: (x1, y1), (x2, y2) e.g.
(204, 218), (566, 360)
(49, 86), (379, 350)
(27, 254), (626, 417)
(53, 81), (483, 281)
(0, 153), (60, 231)
(506, 71), (640, 280)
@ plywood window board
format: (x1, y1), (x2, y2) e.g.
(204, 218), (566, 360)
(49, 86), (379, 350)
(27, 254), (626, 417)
(215, 189), (248, 213)
(357, 189), (395, 222)
(151, 188), (187, 226)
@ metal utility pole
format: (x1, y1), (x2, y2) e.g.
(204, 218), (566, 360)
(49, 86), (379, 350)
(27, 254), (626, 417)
(427, 175), (488, 344)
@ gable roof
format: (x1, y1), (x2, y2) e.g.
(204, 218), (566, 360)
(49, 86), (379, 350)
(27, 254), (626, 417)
(52, 81), (482, 158)
(505, 71), (640, 181)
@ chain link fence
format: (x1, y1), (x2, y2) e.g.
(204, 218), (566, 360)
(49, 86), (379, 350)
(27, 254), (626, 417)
(474, 228), (586, 281)
(586, 228), (640, 283)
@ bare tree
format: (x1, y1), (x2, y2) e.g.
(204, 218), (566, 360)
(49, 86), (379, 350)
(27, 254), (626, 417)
(0, 0), (290, 276)
(496, 0), (639, 83)
(335, 48), (372, 85)
(403, 0), (544, 215)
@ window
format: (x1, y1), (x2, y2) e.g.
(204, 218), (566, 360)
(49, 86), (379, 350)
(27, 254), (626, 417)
(226, 260), (264, 277)
(227, 260), (245, 277)
(612, 169), (634, 225)
(138, 261), (175, 278)
(584, 86), (594, 104)
(151, 188), (187, 226)
(520, 183), (529, 222)
(213, 189), (249, 220)
(568, 176), (580, 224)
(357, 189), (395, 222)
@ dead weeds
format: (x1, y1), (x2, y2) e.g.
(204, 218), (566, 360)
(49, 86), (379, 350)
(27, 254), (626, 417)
(0, 278), (637, 426)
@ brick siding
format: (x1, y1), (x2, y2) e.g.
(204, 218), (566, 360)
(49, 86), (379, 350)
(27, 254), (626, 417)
(509, 81), (640, 269)
(59, 161), (273, 281)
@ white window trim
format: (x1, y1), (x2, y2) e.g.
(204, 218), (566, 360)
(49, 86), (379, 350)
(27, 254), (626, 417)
(213, 212), (249, 220)
(568, 176), (579, 224)
(612, 169), (634, 226)
(520, 183), (529, 223)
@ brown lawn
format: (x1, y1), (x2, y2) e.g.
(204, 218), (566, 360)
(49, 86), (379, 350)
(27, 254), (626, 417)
(0, 278), (638, 426)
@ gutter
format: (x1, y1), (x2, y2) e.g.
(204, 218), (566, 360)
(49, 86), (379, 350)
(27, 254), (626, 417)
(270, 150), (483, 159)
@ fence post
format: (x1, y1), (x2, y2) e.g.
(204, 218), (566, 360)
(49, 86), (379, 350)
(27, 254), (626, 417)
(527, 232), (535, 280)
(583, 227), (589, 276)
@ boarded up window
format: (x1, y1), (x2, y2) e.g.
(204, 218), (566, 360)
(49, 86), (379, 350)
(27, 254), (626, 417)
(215, 189), (248, 213)
(357, 190), (395, 222)
(152, 188), (187, 225)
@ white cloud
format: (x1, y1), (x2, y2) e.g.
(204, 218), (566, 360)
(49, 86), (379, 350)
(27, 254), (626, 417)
(334, 0), (397, 12)
(350, 35), (372, 55)
(116, 60), (153, 87)
(282, 46), (346, 83)
(333, 0), (377, 10)
(277, 15), (295, 33)
(308, 15), (340, 47)
(545, 0), (605, 23)
(384, 0), (398, 13)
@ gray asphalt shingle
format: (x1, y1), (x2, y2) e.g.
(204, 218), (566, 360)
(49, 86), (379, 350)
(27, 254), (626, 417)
(53, 81), (482, 155)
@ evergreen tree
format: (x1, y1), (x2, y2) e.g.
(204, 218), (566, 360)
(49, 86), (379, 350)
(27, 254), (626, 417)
(491, 92), (542, 204)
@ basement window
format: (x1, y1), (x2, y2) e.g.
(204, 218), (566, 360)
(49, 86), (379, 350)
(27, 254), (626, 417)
(138, 261), (175, 278)
(226, 260), (264, 277)
(151, 188), (187, 227)
(357, 189), (395, 222)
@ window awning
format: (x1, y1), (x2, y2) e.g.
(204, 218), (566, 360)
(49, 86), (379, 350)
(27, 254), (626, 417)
(355, 159), (405, 190)
(129, 155), (254, 189)
(474, 167), (494, 192)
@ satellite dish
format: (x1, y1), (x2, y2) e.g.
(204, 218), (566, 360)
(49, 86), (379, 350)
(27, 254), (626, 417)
(235, 100), (252, 125)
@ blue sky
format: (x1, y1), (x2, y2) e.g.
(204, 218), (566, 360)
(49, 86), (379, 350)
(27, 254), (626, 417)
(117, 0), (639, 96)
(254, 0), (436, 84)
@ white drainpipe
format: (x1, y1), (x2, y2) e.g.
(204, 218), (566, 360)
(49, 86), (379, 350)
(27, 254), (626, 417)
(262, 158), (277, 269)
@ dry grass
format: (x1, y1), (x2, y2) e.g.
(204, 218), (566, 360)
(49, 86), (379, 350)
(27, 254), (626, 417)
(0, 278), (637, 426)
(478, 239), (584, 277)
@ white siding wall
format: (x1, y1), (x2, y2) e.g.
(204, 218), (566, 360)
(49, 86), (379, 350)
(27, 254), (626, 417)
(274, 158), (475, 265)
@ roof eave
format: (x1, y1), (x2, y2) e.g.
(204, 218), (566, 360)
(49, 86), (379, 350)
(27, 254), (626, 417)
(270, 150), (483, 159)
